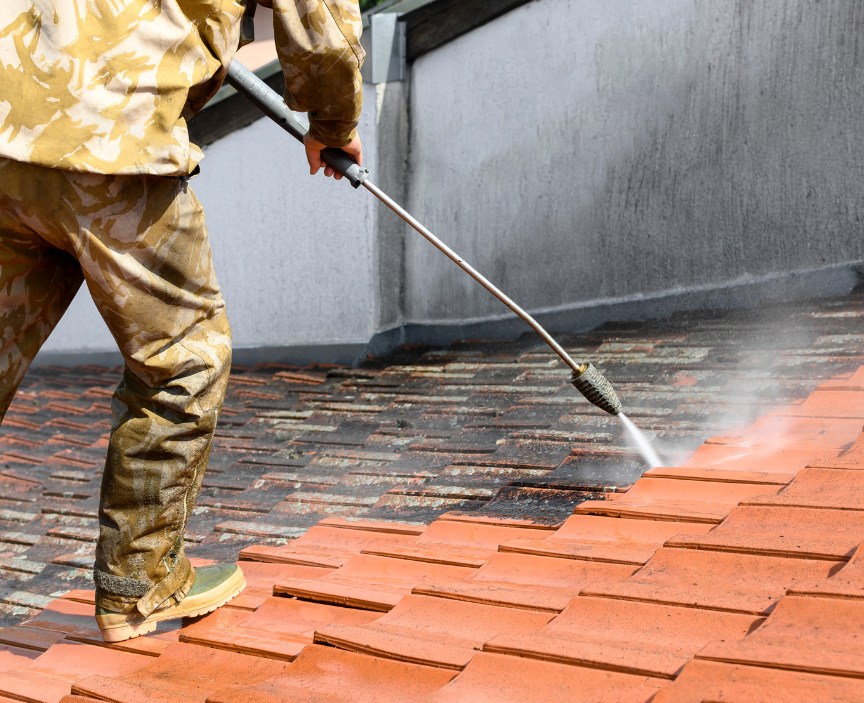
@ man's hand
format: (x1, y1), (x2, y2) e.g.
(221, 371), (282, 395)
(304, 134), (363, 181)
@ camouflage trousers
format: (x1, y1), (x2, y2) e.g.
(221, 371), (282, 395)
(0, 158), (232, 616)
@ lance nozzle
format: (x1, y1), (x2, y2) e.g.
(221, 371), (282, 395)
(570, 363), (623, 415)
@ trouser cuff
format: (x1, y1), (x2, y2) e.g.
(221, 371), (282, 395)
(94, 556), (195, 617)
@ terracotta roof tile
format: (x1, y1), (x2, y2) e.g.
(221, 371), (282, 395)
(72, 642), (293, 703)
(315, 594), (553, 669)
(582, 548), (842, 614)
(653, 660), (864, 702)
(498, 514), (713, 564)
(272, 553), (475, 611)
(697, 594), (864, 678)
(0, 641), (148, 702)
(427, 653), (663, 703)
(207, 645), (456, 703)
(667, 505), (864, 560)
(574, 476), (778, 523)
(180, 596), (379, 661)
(485, 596), (762, 678)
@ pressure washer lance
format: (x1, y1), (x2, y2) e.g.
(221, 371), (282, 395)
(225, 61), (623, 416)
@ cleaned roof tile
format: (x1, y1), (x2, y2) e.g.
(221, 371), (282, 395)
(427, 652), (662, 703)
(315, 594), (552, 669)
(207, 645), (455, 703)
(485, 596), (762, 678)
(582, 548), (841, 614)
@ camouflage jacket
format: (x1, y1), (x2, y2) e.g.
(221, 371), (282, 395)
(0, 0), (364, 176)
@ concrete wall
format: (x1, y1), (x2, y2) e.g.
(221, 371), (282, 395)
(37, 0), (864, 361)
(403, 0), (864, 331)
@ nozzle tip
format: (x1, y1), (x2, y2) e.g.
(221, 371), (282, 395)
(570, 363), (623, 415)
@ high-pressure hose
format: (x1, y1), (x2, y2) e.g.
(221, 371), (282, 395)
(224, 61), (624, 416)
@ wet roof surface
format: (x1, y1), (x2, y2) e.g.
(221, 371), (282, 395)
(2, 291), (864, 701)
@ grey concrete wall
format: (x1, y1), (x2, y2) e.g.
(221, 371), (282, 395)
(36, 0), (864, 363)
(403, 0), (864, 329)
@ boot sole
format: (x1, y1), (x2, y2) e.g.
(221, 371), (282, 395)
(97, 568), (246, 643)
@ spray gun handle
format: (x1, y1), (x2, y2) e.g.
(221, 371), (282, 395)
(320, 148), (369, 189)
(225, 60), (369, 188)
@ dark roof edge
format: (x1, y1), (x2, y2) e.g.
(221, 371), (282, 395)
(397, 0), (536, 61)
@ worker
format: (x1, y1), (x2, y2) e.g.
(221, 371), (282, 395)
(0, 0), (364, 642)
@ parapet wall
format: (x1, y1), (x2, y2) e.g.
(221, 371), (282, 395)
(37, 0), (864, 363)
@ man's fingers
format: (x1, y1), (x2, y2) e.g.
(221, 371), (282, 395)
(308, 151), (322, 176)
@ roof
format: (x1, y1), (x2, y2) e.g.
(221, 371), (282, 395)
(1, 291), (864, 700)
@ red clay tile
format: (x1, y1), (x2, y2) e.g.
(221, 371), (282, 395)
(652, 659), (864, 702)
(769, 390), (864, 418)
(360, 520), (550, 568)
(499, 514), (713, 565)
(789, 540), (864, 598)
(239, 522), (422, 568)
(809, 431), (864, 470)
(643, 465), (791, 485)
(22, 598), (94, 637)
(485, 596), (761, 678)
(0, 641), (149, 703)
(0, 644), (40, 672)
(706, 416), (863, 451)
(72, 642), (293, 703)
(820, 366), (864, 390)
(574, 477), (776, 523)
(272, 554), (474, 611)
(582, 548), (841, 614)
(314, 593), (552, 669)
(745, 467), (864, 510)
(427, 652), (662, 703)
(180, 596), (379, 661)
(57, 697), (107, 703)
(437, 513), (559, 530)
(238, 560), (332, 594)
(0, 626), (66, 652)
(681, 444), (837, 476)
(667, 505), (864, 560)
(698, 594), (864, 677)
(16, 598), (172, 657)
(414, 552), (635, 612)
(207, 645), (455, 703)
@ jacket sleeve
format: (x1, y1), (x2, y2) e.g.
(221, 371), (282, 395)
(271, 0), (365, 147)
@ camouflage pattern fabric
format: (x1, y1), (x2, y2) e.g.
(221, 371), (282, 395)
(0, 157), (232, 615)
(0, 0), (364, 176)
